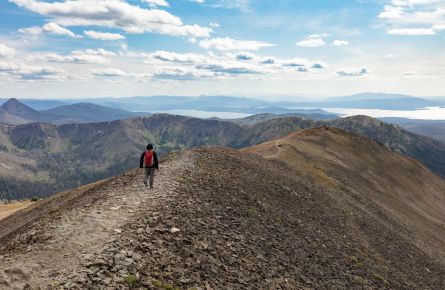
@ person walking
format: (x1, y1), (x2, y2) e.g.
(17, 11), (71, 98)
(139, 144), (159, 188)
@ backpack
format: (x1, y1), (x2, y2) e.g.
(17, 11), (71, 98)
(144, 150), (154, 167)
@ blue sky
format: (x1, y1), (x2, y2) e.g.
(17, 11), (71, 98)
(0, 0), (444, 100)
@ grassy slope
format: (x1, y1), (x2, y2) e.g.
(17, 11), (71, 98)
(244, 127), (445, 260)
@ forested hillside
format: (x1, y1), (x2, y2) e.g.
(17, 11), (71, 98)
(1, 114), (444, 201)
(0, 114), (313, 200)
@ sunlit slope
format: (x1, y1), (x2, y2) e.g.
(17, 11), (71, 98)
(244, 126), (445, 259)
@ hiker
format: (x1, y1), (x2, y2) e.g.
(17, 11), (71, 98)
(139, 144), (159, 188)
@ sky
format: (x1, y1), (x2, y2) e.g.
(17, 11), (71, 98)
(0, 0), (444, 100)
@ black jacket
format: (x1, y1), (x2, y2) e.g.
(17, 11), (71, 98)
(139, 150), (159, 169)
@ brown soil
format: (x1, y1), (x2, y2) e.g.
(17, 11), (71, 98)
(0, 202), (34, 221)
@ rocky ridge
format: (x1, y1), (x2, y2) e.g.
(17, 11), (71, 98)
(0, 128), (445, 289)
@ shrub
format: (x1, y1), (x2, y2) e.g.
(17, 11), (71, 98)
(124, 275), (139, 288)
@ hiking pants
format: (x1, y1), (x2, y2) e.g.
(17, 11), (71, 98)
(144, 168), (155, 188)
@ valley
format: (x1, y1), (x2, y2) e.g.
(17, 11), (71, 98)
(1, 100), (445, 201)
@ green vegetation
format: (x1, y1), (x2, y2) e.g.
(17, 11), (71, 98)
(372, 273), (389, 287)
(30, 197), (39, 202)
(347, 255), (363, 267)
(124, 275), (139, 287)
(245, 207), (257, 216)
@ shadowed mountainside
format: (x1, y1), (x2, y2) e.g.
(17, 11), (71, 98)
(0, 128), (444, 289)
(0, 114), (314, 200)
(1, 113), (445, 200)
(381, 117), (445, 142)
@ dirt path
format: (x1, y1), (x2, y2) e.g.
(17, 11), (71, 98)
(0, 151), (194, 289)
(0, 202), (34, 221)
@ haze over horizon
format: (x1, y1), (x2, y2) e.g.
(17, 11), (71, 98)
(0, 0), (444, 100)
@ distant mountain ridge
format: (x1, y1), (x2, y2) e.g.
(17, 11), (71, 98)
(0, 98), (59, 124)
(3, 92), (442, 113)
(42, 103), (142, 124)
(293, 93), (441, 110)
(0, 98), (146, 125)
(381, 117), (445, 142)
(1, 113), (444, 201)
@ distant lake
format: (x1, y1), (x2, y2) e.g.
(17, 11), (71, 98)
(156, 109), (251, 119)
(324, 107), (445, 120)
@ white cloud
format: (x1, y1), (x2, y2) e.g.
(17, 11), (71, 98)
(311, 61), (328, 69)
(31, 48), (116, 64)
(91, 68), (129, 77)
(332, 40), (349, 46)
(336, 67), (370, 77)
(38, 53), (108, 64)
(154, 67), (217, 80)
(19, 22), (81, 38)
(142, 0), (169, 7)
(84, 30), (125, 41)
(296, 36), (326, 47)
(18, 26), (43, 35)
(0, 61), (66, 80)
(281, 58), (309, 67)
(387, 28), (435, 35)
(207, 0), (252, 12)
(0, 44), (15, 58)
(433, 23), (445, 30)
(392, 0), (444, 6)
(149, 50), (209, 63)
(379, 4), (445, 25)
(236, 52), (256, 60)
(72, 48), (117, 56)
(260, 57), (276, 64)
(10, 0), (211, 38)
(402, 70), (418, 76)
(209, 22), (220, 28)
(401, 70), (436, 79)
(199, 37), (274, 51)
(378, 1), (445, 36)
(196, 61), (267, 74)
(42, 22), (82, 38)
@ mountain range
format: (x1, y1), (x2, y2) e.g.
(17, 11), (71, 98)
(2, 93), (444, 113)
(1, 110), (445, 201)
(299, 92), (441, 110)
(0, 127), (444, 289)
(0, 98), (144, 125)
(381, 117), (445, 142)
